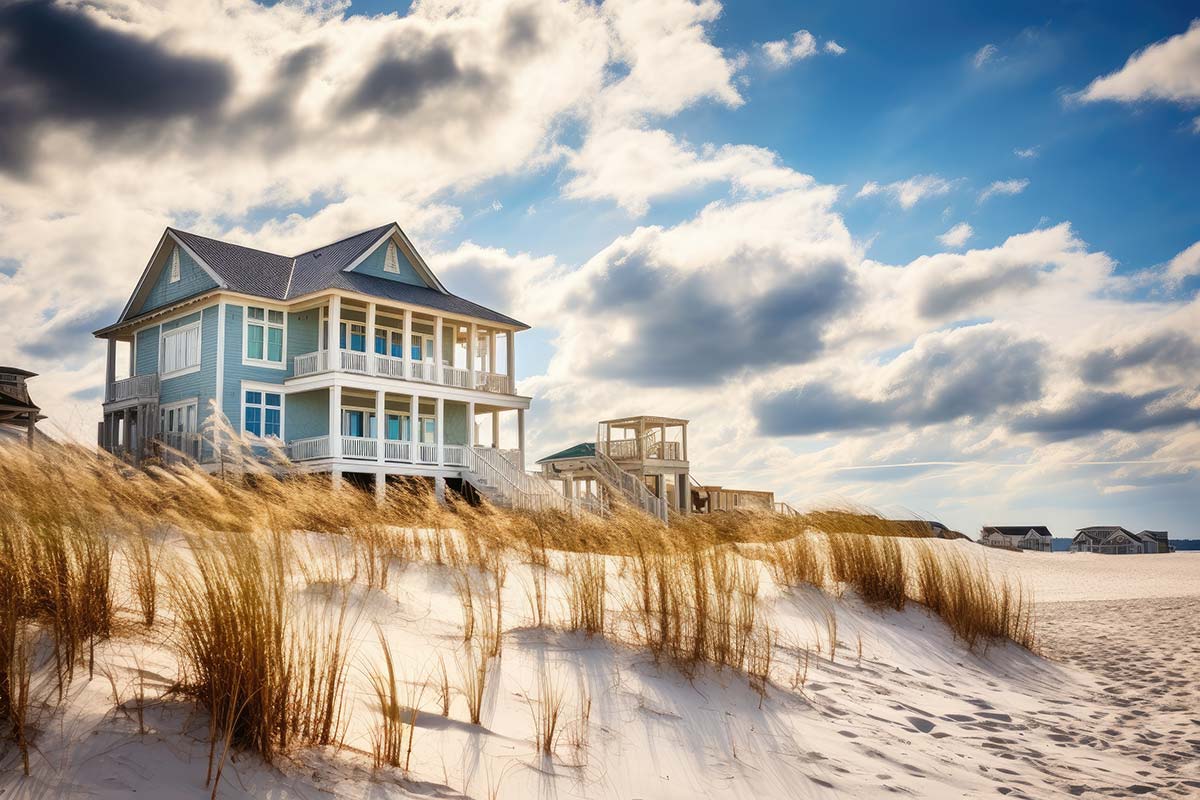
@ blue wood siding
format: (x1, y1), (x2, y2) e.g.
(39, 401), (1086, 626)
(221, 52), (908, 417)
(286, 309), (320, 373)
(350, 238), (426, 287)
(444, 401), (467, 446)
(135, 326), (159, 376)
(286, 390), (328, 440)
(159, 307), (218, 420)
(222, 303), (288, 432)
(139, 243), (218, 315)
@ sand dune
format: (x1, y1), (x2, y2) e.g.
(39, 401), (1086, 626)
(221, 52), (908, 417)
(1, 536), (1196, 799)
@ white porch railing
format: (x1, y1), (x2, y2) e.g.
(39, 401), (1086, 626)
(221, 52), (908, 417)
(374, 354), (406, 379)
(107, 373), (159, 403)
(289, 349), (515, 394)
(341, 436), (377, 459)
(417, 443), (439, 464)
(462, 447), (598, 517)
(442, 366), (470, 389)
(289, 436), (330, 461)
(443, 444), (468, 467)
(590, 448), (669, 523)
(604, 439), (639, 460)
(156, 431), (202, 461)
(474, 370), (513, 394)
(409, 360), (437, 383)
(383, 439), (412, 462)
(340, 350), (370, 374)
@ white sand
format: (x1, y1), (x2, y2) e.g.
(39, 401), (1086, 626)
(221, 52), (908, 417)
(2, 535), (1198, 799)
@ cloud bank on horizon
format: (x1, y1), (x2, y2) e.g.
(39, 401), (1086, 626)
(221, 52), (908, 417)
(0, 0), (1197, 536)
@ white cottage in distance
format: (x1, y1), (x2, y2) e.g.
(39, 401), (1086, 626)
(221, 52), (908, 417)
(978, 526), (1054, 552)
(94, 222), (545, 502)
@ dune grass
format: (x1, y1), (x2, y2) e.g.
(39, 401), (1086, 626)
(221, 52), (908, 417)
(0, 439), (1038, 781)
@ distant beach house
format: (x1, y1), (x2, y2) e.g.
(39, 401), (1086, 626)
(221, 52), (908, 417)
(1070, 526), (1172, 554)
(978, 526), (1053, 552)
(0, 367), (44, 446)
(93, 223), (563, 505)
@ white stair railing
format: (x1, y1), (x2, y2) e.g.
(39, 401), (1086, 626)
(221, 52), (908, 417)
(464, 447), (595, 516)
(589, 448), (668, 523)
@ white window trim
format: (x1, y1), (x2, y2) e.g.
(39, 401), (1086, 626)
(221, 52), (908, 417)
(169, 249), (181, 283)
(160, 398), (199, 433)
(160, 320), (202, 380)
(241, 386), (284, 440)
(242, 304), (288, 370)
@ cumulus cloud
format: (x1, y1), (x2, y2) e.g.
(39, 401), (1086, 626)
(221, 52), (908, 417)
(978, 178), (1029, 203)
(856, 175), (955, 209)
(1081, 330), (1200, 385)
(761, 29), (845, 68)
(1076, 19), (1200, 105)
(550, 186), (858, 386)
(1165, 240), (1200, 283)
(1014, 146), (1039, 159)
(755, 325), (1046, 436)
(563, 127), (812, 215)
(938, 222), (973, 248)
(1012, 389), (1200, 440)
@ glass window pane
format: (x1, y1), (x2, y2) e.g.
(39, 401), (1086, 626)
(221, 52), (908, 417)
(375, 329), (387, 355)
(268, 310), (284, 324)
(368, 413), (377, 439)
(411, 342), (422, 361)
(265, 393), (281, 407)
(339, 322), (346, 350)
(391, 332), (404, 358)
(245, 406), (261, 436)
(245, 390), (262, 404)
(248, 324), (264, 360)
(387, 415), (400, 440)
(267, 327), (283, 362)
(248, 306), (265, 320)
(265, 408), (280, 438)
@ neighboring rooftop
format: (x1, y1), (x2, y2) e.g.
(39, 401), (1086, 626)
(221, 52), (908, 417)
(536, 442), (596, 463)
(983, 525), (1053, 538)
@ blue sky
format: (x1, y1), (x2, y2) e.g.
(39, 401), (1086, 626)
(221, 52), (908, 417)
(1, 0), (1197, 536)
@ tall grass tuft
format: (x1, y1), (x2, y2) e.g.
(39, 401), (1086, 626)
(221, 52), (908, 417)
(565, 553), (606, 635)
(826, 532), (906, 610)
(913, 544), (1036, 651)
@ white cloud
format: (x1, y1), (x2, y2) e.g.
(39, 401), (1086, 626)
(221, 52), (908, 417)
(938, 222), (973, 248)
(1014, 146), (1039, 159)
(1077, 20), (1200, 105)
(563, 127), (811, 215)
(973, 43), (998, 69)
(978, 178), (1030, 203)
(1165, 240), (1200, 284)
(857, 175), (955, 209)
(761, 29), (843, 68)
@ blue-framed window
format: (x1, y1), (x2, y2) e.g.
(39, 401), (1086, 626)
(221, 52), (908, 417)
(244, 390), (282, 438)
(374, 329), (404, 358)
(385, 414), (410, 440)
(341, 409), (378, 438)
(339, 322), (366, 353)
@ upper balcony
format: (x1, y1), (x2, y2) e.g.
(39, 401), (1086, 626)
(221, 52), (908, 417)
(291, 348), (515, 395)
(288, 295), (520, 396)
(105, 373), (159, 405)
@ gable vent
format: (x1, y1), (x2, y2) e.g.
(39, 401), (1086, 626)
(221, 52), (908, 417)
(384, 241), (401, 273)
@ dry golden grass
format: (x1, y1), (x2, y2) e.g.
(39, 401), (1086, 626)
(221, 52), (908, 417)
(0, 440), (1039, 781)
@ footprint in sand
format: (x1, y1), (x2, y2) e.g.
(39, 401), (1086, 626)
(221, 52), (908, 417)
(906, 716), (935, 734)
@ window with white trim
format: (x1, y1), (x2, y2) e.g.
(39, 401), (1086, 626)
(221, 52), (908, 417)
(384, 241), (401, 273)
(161, 322), (201, 377)
(169, 249), (181, 283)
(245, 306), (285, 366)
(244, 390), (281, 438)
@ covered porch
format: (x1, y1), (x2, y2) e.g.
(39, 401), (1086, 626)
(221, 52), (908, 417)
(290, 295), (518, 395)
(285, 385), (526, 471)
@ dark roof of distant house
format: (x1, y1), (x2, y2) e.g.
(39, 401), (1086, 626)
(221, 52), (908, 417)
(537, 442), (596, 463)
(124, 224), (527, 329)
(0, 367), (36, 377)
(983, 526), (1052, 537)
(1076, 526), (1133, 536)
(1137, 530), (1169, 539)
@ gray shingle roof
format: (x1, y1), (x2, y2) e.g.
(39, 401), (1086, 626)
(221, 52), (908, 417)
(983, 526), (1052, 538)
(136, 223), (527, 328)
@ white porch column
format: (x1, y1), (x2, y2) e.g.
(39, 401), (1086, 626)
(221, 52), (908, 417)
(375, 389), (386, 464)
(436, 397), (445, 467)
(327, 295), (341, 369)
(402, 308), (412, 379)
(365, 301), (377, 374)
(374, 472), (386, 504)
(492, 411), (500, 448)
(506, 330), (516, 393)
(466, 401), (475, 448)
(467, 322), (477, 391)
(127, 336), (135, 377)
(410, 393), (420, 461)
(488, 331), (497, 375)
(433, 315), (443, 384)
(121, 410), (132, 456)
(329, 384), (341, 459)
(682, 424), (688, 462)
(517, 408), (526, 472)
(105, 337), (116, 402)
(332, 469), (343, 490)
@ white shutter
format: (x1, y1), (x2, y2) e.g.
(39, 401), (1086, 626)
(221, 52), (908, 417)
(162, 323), (201, 375)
